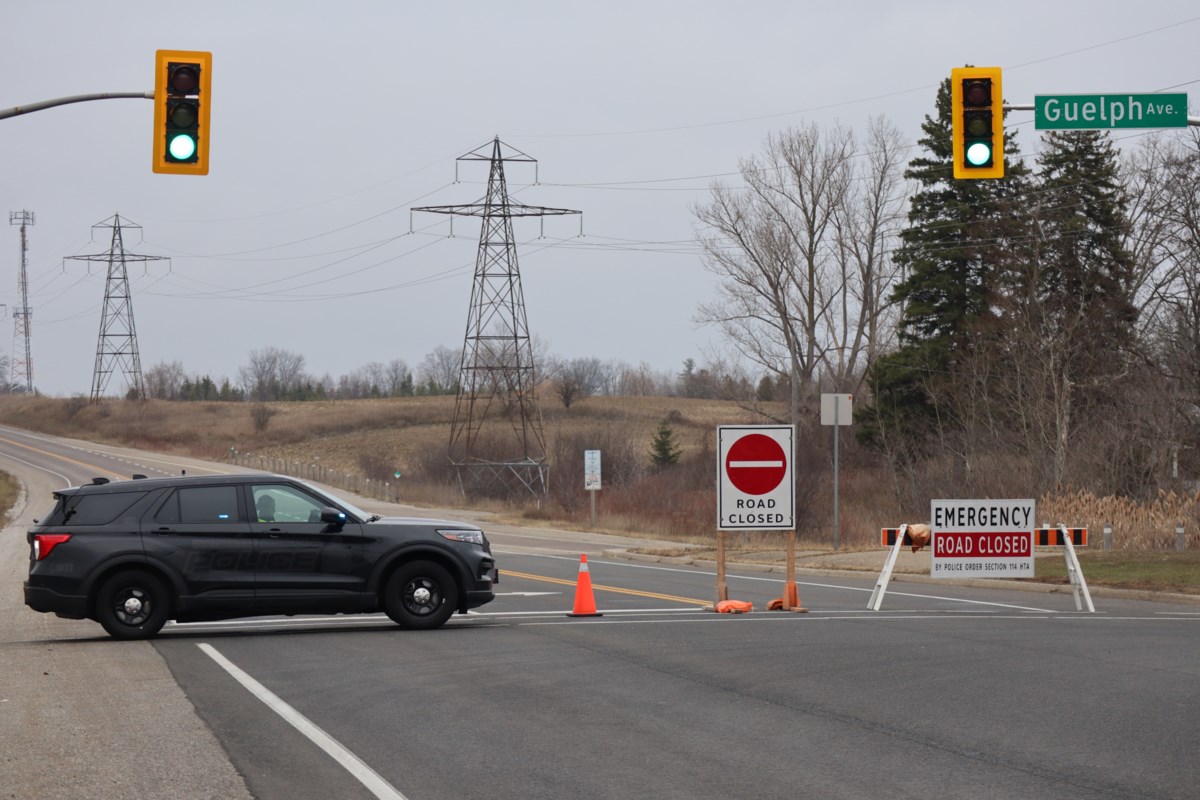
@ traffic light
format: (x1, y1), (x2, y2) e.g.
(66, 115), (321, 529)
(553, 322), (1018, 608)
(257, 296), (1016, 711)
(153, 50), (211, 175)
(951, 66), (1003, 179)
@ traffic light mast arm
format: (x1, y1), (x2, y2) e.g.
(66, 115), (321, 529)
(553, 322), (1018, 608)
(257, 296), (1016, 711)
(0, 92), (153, 122)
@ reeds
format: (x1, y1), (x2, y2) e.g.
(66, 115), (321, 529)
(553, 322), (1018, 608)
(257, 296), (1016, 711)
(1038, 487), (1199, 550)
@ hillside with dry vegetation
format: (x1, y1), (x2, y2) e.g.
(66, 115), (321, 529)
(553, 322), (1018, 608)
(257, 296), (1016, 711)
(1, 394), (1196, 554)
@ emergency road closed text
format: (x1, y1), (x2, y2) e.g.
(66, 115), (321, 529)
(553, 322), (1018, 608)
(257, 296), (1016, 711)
(934, 531), (1032, 557)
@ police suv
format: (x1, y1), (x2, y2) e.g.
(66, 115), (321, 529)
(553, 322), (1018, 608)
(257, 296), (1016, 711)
(24, 473), (497, 639)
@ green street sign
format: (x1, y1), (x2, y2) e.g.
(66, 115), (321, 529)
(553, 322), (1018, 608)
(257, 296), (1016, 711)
(1035, 93), (1188, 130)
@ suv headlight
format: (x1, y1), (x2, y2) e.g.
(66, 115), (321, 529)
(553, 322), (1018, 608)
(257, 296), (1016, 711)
(437, 528), (485, 546)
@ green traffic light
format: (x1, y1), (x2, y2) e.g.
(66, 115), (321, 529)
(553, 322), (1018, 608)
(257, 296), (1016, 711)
(966, 141), (992, 167)
(168, 133), (197, 161)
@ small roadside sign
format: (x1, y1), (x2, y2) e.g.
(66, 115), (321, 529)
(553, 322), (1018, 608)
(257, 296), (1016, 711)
(930, 499), (1035, 579)
(717, 426), (794, 530)
(820, 393), (852, 426)
(584, 450), (601, 491)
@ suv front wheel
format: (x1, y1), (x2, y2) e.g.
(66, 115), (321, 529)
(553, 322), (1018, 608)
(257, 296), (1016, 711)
(95, 570), (171, 640)
(383, 561), (457, 630)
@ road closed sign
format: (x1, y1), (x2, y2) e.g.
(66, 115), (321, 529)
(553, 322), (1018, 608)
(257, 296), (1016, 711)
(717, 425), (794, 530)
(930, 499), (1035, 579)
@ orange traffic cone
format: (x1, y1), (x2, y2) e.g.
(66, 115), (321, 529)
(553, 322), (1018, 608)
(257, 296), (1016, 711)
(567, 554), (603, 617)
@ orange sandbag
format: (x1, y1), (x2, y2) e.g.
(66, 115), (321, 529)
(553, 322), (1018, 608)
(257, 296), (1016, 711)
(715, 599), (753, 614)
(908, 523), (932, 553)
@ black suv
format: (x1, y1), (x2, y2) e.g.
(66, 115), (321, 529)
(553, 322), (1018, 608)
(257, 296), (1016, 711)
(24, 473), (497, 639)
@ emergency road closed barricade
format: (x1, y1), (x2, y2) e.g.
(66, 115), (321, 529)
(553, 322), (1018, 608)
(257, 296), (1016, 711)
(869, 506), (1096, 612)
(931, 499), (1035, 579)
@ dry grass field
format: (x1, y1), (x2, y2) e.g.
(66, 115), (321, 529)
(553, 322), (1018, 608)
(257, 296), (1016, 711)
(0, 393), (847, 540)
(1, 394), (1196, 566)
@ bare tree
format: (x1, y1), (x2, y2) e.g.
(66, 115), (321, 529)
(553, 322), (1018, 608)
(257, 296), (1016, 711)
(694, 120), (905, 423)
(384, 358), (410, 396)
(549, 357), (607, 408)
(362, 362), (387, 395)
(417, 345), (460, 394)
(240, 347), (308, 401)
(826, 116), (909, 391)
(144, 360), (186, 400)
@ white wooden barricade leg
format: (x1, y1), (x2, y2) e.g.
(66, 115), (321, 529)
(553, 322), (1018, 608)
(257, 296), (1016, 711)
(1059, 524), (1095, 613)
(868, 524), (908, 611)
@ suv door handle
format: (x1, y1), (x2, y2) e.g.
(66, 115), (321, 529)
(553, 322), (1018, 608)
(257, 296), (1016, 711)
(152, 527), (176, 535)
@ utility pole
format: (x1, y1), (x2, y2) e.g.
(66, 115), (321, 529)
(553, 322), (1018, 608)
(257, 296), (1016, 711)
(413, 138), (581, 498)
(65, 215), (167, 402)
(9, 210), (35, 393)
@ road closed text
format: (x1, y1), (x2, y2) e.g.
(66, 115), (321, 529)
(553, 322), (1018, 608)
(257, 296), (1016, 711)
(725, 498), (786, 525)
(933, 531), (1032, 557)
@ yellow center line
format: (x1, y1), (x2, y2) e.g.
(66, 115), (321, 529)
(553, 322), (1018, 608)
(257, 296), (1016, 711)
(501, 569), (712, 607)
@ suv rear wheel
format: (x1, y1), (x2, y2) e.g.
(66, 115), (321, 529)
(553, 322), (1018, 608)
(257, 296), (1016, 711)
(95, 570), (171, 640)
(383, 560), (457, 630)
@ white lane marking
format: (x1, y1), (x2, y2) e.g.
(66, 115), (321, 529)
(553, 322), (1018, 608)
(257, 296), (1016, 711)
(196, 643), (409, 800)
(0, 450), (72, 487)
(164, 605), (1196, 636)
(166, 608), (706, 632)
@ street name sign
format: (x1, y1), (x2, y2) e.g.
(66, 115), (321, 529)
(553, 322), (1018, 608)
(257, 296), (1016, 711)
(1035, 93), (1187, 130)
(717, 425), (794, 530)
(930, 499), (1035, 578)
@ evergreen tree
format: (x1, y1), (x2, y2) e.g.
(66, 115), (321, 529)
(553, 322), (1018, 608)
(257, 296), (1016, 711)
(1027, 130), (1137, 370)
(860, 75), (1031, 451)
(649, 420), (682, 468)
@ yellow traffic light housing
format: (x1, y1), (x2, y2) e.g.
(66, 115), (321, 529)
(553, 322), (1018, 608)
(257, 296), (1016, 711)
(153, 50), (211, 175)
(951, 66), (1003, 179)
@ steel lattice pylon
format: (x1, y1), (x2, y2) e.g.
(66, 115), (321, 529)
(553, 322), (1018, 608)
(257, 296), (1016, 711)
(9, 210), (35, 393)
(414, 138), (580, 498)
(66, 215), (167, 403)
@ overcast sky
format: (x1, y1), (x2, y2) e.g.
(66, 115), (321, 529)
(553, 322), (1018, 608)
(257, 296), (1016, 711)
(3, 1), (1198, 396)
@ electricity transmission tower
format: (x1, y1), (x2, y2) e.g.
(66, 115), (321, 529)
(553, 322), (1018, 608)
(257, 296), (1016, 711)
(414, 138), (580, 498)
(9, 210), (35, 393)
(66, 215), (167, 403)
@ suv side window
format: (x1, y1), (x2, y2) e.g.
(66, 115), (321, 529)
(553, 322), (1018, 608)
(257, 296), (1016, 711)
(252, 484), (327, 523)
(156, 486), (242, 524)
(45, 491), (149, 526)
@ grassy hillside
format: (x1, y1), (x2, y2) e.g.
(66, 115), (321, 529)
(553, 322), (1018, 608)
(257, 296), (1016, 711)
(2, 394), (1195, 562)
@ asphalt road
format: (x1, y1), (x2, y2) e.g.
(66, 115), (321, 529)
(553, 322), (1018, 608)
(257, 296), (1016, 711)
(3, 426), (1199, 800)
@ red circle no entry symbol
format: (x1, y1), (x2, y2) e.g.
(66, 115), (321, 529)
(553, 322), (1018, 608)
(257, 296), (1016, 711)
(725, 434), (787, 495)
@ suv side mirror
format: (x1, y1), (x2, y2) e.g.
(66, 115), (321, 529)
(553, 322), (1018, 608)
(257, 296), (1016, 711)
(320, 507), (347, 525)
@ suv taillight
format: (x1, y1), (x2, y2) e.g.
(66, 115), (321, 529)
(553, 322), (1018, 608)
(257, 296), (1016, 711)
(33, 534), (72, 561)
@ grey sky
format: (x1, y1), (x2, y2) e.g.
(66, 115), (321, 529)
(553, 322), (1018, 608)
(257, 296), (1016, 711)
(3, 1), (1198, 396)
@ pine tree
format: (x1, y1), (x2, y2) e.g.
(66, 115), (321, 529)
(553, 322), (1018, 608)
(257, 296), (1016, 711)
(649, 419), (682, 468)
(860, 75), (1031, 451)
(1027, 130), (1137, 370)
